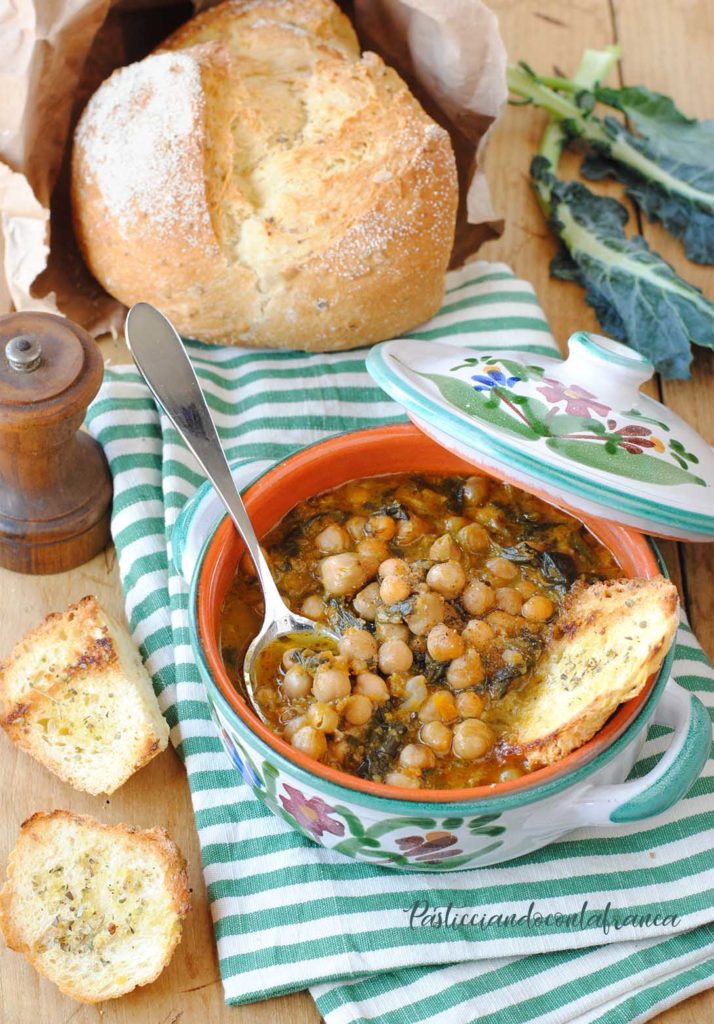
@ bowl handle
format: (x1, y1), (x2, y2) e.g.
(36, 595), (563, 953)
(574, 682), (711, 826)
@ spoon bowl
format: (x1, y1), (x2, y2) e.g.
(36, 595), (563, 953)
(124, 301), (337, 703)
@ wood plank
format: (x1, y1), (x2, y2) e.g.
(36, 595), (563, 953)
(0, 549), (320, 1024)
(612, 0), (714, 663)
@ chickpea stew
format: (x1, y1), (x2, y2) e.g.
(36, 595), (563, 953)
(220, 473), (619, 790)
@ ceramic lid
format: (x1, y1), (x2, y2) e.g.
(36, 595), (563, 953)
(366, 331), (714, 542)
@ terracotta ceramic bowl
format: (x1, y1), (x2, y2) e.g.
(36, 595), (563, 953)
(180, 425), (709, 871)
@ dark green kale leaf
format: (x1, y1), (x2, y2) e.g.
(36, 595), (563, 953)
(579, 85), (714, 264)
(533, 157), (714, 378)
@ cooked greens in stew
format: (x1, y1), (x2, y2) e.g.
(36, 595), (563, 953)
(220, 473), (619, 789)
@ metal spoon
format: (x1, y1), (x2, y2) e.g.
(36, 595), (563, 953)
(125, 302), (336, 704)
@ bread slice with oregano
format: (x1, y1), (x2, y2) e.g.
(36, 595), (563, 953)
(0, 810), (190, 1003)
(490, 577), (679, 767)
(0, 596), (169, 794)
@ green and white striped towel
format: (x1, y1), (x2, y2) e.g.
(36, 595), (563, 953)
(86, 260), (714, 1024)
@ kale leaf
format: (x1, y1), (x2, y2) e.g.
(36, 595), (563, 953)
(579, 85), (714, 264)
(533, 157), (714, 378)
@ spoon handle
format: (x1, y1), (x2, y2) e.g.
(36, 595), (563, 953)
(125, 302), (285, 613)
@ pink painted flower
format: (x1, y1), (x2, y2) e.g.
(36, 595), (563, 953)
(537, 378), (611, 418)
(279, 784), (345, 838)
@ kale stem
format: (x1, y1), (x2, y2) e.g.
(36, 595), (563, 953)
(524, 47), (621, 215)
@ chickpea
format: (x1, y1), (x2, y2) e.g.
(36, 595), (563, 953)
(486, 556), (519, 581)
(338, 627), (378, 665)
(495, 587), (524, 615)
(427, 623), (465, 662)
(354, 672), (390, 703)
(402, 674), (428, 712)
(357, 537), (390, 574)
(446, 649), (485, 690)
(455, 690), (485, 718)
(396, 514), (428, 546)
(282, 647), (302, 670)
(486, 610), (524, 636)
(502, 648), (525, 668)
(353, 582), (380, 621)
(426, 560), (467, 599)
(522, 594), (555, 622)
(406, 590), (445, 635)
(315, 523), (351, 554)
(452, 719), (496, 760)
(345, 514), (367, 540)
(499, 765), (524, 783)
(366, 514), (397, 541)
(445, 515), (469, 533)
(282, 665), (313, 699)
(320, 552), (369, 596)
(399, 743), (437, 770)
(345, 481), (372, 505)
(385, 771), (421, 789)
(378, 638), (413, 675)
(462, 619), (495, 650)
(291, 725), (327, 760)
(380, 574), (411, 605)
(429, 534), (461, 562)
(307, 702), (340, 733)
(283, 714), (307, 736)
(343, 693), (374, 725)
(301, 594), (325, 621)
(418, 689), (458, 723)
(515, 578), (538, 598)
(457, 523), (490, 552)
(378, 557), (410, 579)
(462, 474), (490, 506)
(462, 580), (496, 616)
(420, 720), (453, 755)
(312, 666), (351, 702)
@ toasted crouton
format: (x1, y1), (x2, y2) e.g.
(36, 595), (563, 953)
(0, 596), (169, 794)
(490, 577), (679, 767)
(0, 810), (190, 1003)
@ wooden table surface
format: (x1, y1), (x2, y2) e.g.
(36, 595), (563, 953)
(1, 1), (712, 1022)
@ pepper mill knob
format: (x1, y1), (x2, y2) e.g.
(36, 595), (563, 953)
(0, 311), (113, 574)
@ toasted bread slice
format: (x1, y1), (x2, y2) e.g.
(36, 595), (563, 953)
(489, 577), (679, 767)
(0, 810), (190, 1003)
(0, 596), (169, 794)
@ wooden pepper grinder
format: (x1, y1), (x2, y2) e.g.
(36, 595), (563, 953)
(0, 311), (113, 575)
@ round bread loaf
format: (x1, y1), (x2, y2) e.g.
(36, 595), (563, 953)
(71, 0), (458, 351)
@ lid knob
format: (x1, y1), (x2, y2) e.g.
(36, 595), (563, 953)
(5, 335), (42, 373)
(548, 332), (654, 409)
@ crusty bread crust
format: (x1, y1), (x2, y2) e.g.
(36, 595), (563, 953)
(0, 596), (169, 794)
(0, 810), (190, 1003)
(71, 0), (457, 351)
(489, 577), (679, 767)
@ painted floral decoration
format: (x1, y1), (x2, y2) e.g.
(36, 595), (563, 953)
(472, 366), (521, 392)
(537, 377), (610, 418)
(280, 784), (346, 839)
(221, 727), (263, 790)
(396, 831), (464, 865)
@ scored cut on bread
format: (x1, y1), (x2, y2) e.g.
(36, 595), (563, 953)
(0, 810), (190, 1003)
(488, 577), (679, 767)
(71, 0), (458, 351)
(0, 596), (169, 795)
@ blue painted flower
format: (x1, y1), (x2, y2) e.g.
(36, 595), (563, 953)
(221, 727), (263, 789)
(471, 366), (521, 392)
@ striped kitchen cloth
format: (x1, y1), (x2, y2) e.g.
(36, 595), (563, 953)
(86, 260), (714, 1024)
